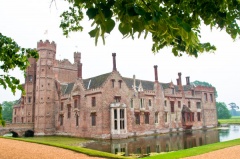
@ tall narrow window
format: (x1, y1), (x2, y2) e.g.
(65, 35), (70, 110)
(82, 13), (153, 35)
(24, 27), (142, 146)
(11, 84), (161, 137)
(192, 112), (195, 122)
(135, 113), (140, 125)
(191, 90), (195, 96)
(67, 104), (71, 118)
(178, 101), (181, 108)
(188, 101), (191, 108)
(91, 112), (96, 126)
(120, 109), (125, 129)
(164, 100), (167, 106)
(197, 112), (201, 121)
(170, 101), (174, 113)
(60, 115), (63, 126)
(61, 102), (63, 110)
(130, 98), (133, 108)
(164, 112), (168, 122)
(74, 99), (78, 108)
(210, 94), (213, 102)
(140, 98), (144, 108)
(92, 97), (96, 107)
(28, 97), (31, 103)
(172, 88), (174, 94)
(114, 109), (117, 130)
(118, 80), (122, 88)
(197, 102), (201, 109)
(148, 99), (152, 106)
(28, 75), (33, 82)
(76, 114), (79, 126)
(155, 112), (158, 123)
(145, 112), (149, 124)
(111, 79), (115, 88)
(204, 93), (208, 101)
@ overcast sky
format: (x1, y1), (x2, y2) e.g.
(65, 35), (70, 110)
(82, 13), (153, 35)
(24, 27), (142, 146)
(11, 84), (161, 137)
(0, 0), (240, 108)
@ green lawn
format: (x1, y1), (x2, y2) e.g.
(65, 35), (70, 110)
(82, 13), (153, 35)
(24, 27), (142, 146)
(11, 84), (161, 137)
(218, 116), (240, 124)
(144, 138), (240, 159)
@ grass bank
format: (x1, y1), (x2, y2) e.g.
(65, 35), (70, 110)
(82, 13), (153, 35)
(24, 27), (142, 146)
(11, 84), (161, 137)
(144, 138), (240, 159)
(218, 116), (240, 124)
(2, 135), (240, 159)
(1, 136), (134, 159)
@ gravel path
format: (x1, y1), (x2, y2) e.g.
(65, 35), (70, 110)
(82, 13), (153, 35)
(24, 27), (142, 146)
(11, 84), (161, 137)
(0, 138), (106, 159)
(184, 145), (240, 159)
(1, 138), (240, 159)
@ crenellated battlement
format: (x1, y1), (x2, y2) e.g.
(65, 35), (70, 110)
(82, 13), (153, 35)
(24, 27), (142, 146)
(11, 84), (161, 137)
(74, 52), (81, 63)
(37, 40), (56, 52)
(55, 59), (77, 70)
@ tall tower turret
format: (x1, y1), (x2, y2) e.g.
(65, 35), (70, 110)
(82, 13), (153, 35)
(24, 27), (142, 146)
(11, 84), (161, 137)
(74, 52), (81, 64)
(35, 40), (57, 135)
(24, 57), (37, 123)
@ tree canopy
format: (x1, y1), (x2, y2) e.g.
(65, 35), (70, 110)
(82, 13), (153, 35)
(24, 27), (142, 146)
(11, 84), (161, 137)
(0, 33), (38, 94)
(60, 0), (240, 57)
(0, 33), (38, 126)
(193, 80), (218, 98)
(0, 104), (5, 126)
(216, 102), (231, 119)
(1, 101), (16, 122)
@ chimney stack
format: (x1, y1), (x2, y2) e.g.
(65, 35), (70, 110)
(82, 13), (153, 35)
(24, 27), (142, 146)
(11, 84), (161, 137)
(77, 63), (82, 78)
(112, 53), (117, 71)
(154, 65), (158, 82)
(177, 79), (180, 85)
(178, 72), (182, 85)
(133, 75), (136, 91)
(186, 76), (190, 85)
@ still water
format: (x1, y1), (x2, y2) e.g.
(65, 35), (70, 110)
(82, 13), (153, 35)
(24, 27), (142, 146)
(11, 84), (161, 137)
(85, 125), (240, 156)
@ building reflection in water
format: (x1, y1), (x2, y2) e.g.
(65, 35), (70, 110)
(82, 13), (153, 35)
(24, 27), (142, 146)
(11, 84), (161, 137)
(85, 129), (220, 156)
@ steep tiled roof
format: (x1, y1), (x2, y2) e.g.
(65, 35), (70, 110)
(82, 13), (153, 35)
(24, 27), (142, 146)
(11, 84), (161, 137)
(122, 77), (154, 90)
(161, 83), (170, 89)
(83, 72), (111, 90)
(61, 83), (74, 95)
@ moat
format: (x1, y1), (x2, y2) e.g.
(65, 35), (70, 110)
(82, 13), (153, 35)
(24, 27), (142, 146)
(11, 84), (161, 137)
(84, 125), (240, 156)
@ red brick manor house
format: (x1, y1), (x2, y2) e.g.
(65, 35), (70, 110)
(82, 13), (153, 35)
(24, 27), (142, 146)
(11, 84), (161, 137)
(13, 40), (217, 139)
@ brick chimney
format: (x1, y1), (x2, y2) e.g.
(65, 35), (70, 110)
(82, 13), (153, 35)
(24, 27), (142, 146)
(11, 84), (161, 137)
(77, 63), (82, 78)
(176, 79), (180, 85)
(154, 65), (158, 82)
(186, 76), (190, 85)
(178, 72), (182, 85)
(112, 53), (117, 71)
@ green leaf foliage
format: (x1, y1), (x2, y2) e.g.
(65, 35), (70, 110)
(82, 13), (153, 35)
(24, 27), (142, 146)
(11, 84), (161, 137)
(0, 33), (39, 94)
(216, 102), (231, 119)
(60, 0), (240, 57)
(0, 104), (6, 126)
